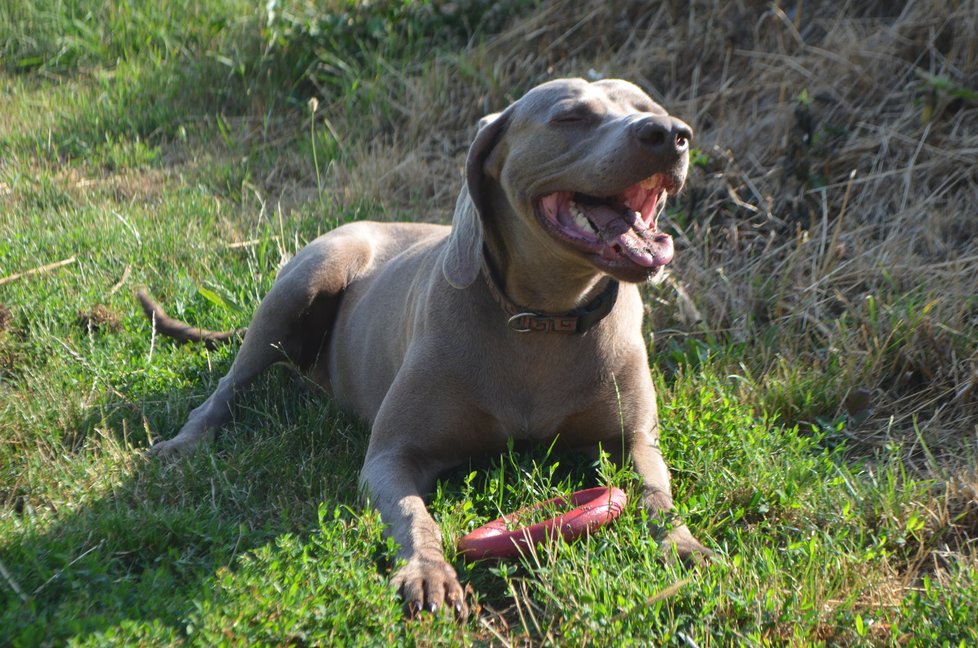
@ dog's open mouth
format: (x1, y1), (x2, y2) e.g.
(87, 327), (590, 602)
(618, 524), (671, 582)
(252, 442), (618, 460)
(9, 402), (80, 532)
(535, 173), (675, 272)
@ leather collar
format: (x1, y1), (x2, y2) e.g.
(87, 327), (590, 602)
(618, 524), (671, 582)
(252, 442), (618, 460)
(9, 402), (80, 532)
(480, 250), (619, 334)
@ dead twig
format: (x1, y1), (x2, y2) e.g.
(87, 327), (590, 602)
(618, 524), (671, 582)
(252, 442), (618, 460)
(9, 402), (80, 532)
(0, 256), (77, 287)
(0, 557), (28, 604)
(610, 577), (692, 623)
(107, 265), (131, 296)
(226, 236), (280, 249)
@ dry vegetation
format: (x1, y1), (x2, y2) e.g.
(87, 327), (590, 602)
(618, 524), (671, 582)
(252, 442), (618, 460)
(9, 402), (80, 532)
(2, 0), (977, 642)
(277, 0), (978, 567)
(305, 0), (977, 485)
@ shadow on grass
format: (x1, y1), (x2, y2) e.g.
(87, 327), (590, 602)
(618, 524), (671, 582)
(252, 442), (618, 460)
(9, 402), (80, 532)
(0, 353), (384, 643)
(0, 344), (619, 644)
(1, 33), (452, 642)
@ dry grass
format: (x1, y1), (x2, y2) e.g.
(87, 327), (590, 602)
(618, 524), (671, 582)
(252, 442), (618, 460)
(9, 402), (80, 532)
(298, 0), (978, 462)
(267, 0), (977, 564)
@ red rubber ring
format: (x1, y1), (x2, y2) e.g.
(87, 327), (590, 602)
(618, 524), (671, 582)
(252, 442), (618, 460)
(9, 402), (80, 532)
(457, 486), (627, 561)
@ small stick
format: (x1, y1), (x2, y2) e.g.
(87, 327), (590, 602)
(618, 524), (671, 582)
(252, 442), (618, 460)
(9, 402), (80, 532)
(0, 256), (76, 287)
(108, 265), (131, 296)
(0, 557), (28, 603)
(610, 577), (691, 623)
(226, 236), (280, 249)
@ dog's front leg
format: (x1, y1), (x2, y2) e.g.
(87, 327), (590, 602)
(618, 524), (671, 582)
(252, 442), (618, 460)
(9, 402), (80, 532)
(629, 424), (713, 564)
(360, 448), (467, 617)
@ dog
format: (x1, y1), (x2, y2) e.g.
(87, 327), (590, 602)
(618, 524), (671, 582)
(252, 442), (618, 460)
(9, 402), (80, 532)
(138, 78), (712, 617)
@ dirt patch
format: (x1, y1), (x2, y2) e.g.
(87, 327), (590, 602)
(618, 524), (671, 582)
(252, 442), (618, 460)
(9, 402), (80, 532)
(0, 304), (11, 334)
(0, 304), (22, 375)
(76, 304), (122, 334)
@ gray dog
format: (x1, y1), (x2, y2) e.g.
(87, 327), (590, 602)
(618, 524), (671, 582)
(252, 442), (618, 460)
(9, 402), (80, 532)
(139, 78), (712, 617)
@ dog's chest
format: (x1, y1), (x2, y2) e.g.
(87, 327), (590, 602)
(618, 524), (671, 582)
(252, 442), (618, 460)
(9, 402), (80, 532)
(484, 350), (627, 444)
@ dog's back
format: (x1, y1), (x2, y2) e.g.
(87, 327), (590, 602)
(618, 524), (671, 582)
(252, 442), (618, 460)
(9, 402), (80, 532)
(304, 220), (450, 416)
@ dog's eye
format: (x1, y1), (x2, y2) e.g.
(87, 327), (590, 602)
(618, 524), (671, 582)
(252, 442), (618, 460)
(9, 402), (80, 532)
(551, 111), (593, 125)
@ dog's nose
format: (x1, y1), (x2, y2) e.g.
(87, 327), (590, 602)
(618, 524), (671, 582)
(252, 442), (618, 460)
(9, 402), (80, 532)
(632, 116), (692, 158)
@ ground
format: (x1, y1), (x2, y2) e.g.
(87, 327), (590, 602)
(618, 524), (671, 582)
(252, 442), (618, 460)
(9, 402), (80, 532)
(1, 1), (976, 645)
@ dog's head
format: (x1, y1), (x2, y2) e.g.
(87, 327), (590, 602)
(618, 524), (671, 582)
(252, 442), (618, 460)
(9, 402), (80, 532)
(443, 78), (691, 288)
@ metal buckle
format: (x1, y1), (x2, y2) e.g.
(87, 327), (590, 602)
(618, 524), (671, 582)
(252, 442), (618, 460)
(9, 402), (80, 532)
(507, 312), (537, 333)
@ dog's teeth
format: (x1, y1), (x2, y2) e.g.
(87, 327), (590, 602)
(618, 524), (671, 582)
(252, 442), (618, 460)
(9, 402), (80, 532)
(573, 211), (590, 232)
(635, 210), (650, 228)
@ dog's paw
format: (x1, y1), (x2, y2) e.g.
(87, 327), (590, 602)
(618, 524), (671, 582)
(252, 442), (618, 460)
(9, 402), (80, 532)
(392, 556), (468, 619)
(661, 524), (714, 567)
(146, 435), (202, 460)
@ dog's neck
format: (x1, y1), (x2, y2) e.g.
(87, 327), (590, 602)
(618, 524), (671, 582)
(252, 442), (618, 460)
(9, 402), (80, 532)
(480, 246), (619, 333)
(489, 245), (614, 312)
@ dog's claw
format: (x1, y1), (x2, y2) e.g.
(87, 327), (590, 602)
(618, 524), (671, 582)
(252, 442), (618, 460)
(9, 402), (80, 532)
(146, 427), (213, 460)
(392, 556), (466, 620)
(661, 524), (713, 566)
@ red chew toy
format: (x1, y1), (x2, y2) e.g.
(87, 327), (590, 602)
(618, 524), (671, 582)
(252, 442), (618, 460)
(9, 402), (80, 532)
(457, 486), (627, 561)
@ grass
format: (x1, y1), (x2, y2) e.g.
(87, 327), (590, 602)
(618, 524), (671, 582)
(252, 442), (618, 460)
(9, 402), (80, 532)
(2, 0), (977, 644)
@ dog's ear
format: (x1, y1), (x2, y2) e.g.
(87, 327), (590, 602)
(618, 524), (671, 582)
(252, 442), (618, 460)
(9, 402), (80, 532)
(477, 112), (501, 131)
(442, 110), (511, 289)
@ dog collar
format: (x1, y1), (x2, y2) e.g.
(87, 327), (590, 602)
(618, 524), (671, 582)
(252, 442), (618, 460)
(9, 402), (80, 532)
(480, 250), (619, 334)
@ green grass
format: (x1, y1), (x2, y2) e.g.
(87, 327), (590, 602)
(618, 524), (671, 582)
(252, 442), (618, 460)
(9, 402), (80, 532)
(2, 1), (977, 645)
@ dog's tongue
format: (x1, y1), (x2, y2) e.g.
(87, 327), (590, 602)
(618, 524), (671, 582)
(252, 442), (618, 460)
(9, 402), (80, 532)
(580, 204), (674, 268)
